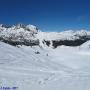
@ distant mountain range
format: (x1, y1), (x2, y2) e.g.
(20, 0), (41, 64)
(0, 24), (90, 48)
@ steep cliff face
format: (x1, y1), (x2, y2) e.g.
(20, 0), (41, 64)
(0, 24), (90, 48)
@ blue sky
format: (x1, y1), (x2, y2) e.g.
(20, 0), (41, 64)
(0, 0), (90, 31)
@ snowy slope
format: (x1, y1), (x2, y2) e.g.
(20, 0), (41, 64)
(0, 41), (90, 90)
(80, 40), (90, 50)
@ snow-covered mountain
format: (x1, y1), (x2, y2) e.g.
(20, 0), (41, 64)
(0, 24), (90, 48)
(0, 24), (39, 46)
(0, 24), (90, 90)
(37, 30), (90, 48)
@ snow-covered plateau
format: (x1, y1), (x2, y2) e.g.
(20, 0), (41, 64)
(0, 24), (90, 90)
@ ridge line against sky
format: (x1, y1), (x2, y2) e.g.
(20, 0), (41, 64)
(0, 0), (90, 31)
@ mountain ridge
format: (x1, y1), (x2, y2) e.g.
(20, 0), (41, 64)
(0, 24), (90, 48)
